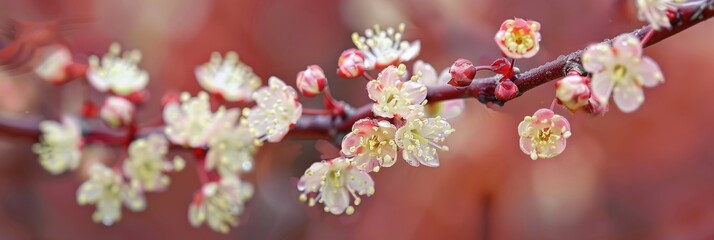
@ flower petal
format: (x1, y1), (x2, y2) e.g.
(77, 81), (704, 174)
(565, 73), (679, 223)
(582, 43), (614, 73)
(638, 57), (664, 87)
(591, 72), (614, 103)
(613, 34), (642, 59)
(613, 79), (645, 113)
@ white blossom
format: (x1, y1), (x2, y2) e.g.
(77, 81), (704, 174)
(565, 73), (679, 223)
(352, 23), (420, 70)
(87, 43), (149, 96)
(76, 163), (146, 226)
(32, 116), (82, 175)
(367, 65), (427, 119)
(206, 122), (257, 177)
(395, 116), (454, 167)
(245, 77), (302, 143)
(341, 119), (398, 172)
(195, 51), (261, 102)
(163, 91), (240, 147)
(123, 134), (183, 192)
(297, 157), (374, 215)
(188, 176), (253, 234)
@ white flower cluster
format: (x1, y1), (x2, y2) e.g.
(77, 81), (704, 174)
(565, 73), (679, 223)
(163, 55), (302, 233)
(298, 26), (458, 215)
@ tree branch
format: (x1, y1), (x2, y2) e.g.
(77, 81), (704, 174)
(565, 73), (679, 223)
(0, 2), (711, 143)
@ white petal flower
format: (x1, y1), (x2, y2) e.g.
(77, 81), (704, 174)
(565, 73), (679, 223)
(245, 77), (302, 143)
(367, 65), (427, 119)
(163, 91), (240, 147)
(87, 43), (149, 96)
(195, 51), (261, 102)
(188, 176), (253, 234)
(123, 134), (181, 192)
(395, 116), (455, 167)
(341, 119), (398, 172)
(77, 163), (146, 226)
(206, 122), (257, 177)
(32, 116), (82, 175)
(582, 34), (664, 112)
(297, 157), (375, 215)
(352, 23), (420, 70)
(636, 0), (685, 31)
(518, 109), (572, 160)
(413, 60), (465, 119)
(34, 45), (72, 83)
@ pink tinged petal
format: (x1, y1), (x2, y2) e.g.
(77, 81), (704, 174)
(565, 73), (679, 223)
(519, 136), (536, 158)
(340, 132), (362, 157)
(297, 162), (327, 192)
(413, 60), (439, 86)
(402, 81), (428, 105)
(323, 186), (350, 215)
(366, 80), (381, 102)
(591, 72), (615, 103)
(613, 34), (643, 59)
(551, 115), (571, 133)
(437, 68), (451, 85)
(436, 100), (465, 119)
(613, 79), (645, 113)
(400, 41), (420, 62)
(377, 66), (401, 87)
(352, 153), (380, 172)
(582, 44), (614, 73)
(517, 120), (532, 137)
(533, 108), (555, 121)
(346, 168), (374, 196)
(380, 146), (398, 168)
(637, 57), (664, 87)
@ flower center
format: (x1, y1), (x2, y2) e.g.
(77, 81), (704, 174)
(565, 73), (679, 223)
(612, 64), (628, 82)
(506, 30), (534, 54)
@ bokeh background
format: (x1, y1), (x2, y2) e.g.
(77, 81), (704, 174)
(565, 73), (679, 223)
(0, 0), (713, 239)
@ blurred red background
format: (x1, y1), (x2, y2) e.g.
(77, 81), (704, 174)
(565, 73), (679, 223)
(0, 0), (713, 239)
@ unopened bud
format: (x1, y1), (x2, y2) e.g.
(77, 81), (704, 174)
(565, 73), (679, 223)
(495, 80), (519, 101)
(490, 58), (515, 80)
(296, 65), (327, 97)
(448, 58), (477, 87)
(555, 74), (591, 111)
(100, 96), (135, 128)
(34, 45), (73, 84)
(337, 49), (365, 78)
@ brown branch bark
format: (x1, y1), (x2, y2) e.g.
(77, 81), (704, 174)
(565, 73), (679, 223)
(0, 2), (711, 142)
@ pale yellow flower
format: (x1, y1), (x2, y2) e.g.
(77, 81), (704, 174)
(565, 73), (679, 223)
(188, 176), (253, 234)
(33, 116), (82, 175)
(77, 163), (146, 226)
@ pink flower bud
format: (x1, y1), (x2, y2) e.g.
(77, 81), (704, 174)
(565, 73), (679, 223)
(100, 96), (135, 128)
(555, 75), (591, 111)
(448, 58), (477, 87)
(495, 80), (519, 101)
(296, 65), (327, 97)
(337, 49), (365, 78)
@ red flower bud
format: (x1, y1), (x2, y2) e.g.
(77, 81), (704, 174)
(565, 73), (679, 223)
(296, 65), (327, 97)
(495, 80), (519, 101)
(448, 58), (477, 87)
(490, 58), (515, 80)
(337, 49), (365, 78)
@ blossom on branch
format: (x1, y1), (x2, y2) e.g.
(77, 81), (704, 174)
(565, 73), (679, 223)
(87, 43), (149, 96)
(494, 18), (541, 59)
(32, 116), (82, 175)
(245, 77), (302, 143)
(352, 23), (420, 70)
(76, 163), (146, 226)
(297, 157), (375, 215)
(636, 0), (685, 31)
(189, 176), (253, 234)
(123, 134), (183, 192)
(163, 91), (240, 147)
(413, 60), (465, 119)
(195, 51), (261, 102)
(367, 65), (427, 119)
(341, 119), (398, 172)
(206, 122), (257, 177)
(518, 109), (572, 160)
(556, 74), (592, 112)
(395, 116), (455, 167)
(582, 33), (664, 113)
